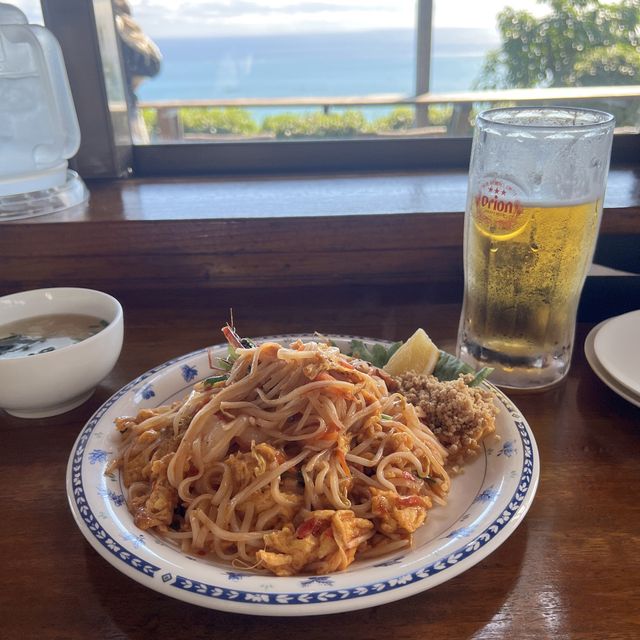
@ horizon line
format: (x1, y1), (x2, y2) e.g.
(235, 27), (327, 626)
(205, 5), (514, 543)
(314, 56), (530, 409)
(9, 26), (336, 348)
(149, 26), (500, 40)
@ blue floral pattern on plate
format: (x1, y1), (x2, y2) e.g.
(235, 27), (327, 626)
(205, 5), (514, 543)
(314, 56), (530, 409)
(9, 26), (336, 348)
(497, 440), (517, 457)
(445, 526), (476, 539)
(123, 533), (145, 549)
(373, 555), (405, 568)
(300, 576), (334, 588)
(97, 487), (125, 507)
(181, 364), (198, 382)
(473, 485), (499, 504)
(88, 449), (110, 464)
(225, 572), (248, 581)
(140, 384), (155, 400)
(66, 334), (539, 616)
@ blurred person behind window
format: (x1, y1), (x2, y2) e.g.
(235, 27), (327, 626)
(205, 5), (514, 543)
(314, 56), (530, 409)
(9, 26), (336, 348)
(114, 0), (161, 142)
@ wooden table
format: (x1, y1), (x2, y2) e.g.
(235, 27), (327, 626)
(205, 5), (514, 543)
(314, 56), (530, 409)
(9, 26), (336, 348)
(1, 284), (639, 639)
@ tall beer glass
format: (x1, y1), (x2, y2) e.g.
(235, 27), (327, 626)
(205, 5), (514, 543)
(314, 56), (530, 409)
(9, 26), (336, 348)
(457, 107), (615, 390)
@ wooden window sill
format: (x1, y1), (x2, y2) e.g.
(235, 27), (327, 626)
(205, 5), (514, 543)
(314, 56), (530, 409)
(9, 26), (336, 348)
(6, 166), (640, 223)
(1, 168), (639, 299)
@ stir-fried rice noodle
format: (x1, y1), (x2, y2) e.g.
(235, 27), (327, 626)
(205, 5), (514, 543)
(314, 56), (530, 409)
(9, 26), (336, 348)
(113, 339), (453, 576)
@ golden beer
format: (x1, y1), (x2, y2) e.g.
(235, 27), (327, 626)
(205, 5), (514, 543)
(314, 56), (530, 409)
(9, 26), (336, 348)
(458, 198), (602, 387)
(457, 107), (614, 389)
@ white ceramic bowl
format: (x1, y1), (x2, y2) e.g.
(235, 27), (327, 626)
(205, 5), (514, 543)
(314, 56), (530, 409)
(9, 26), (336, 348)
(0, 287), (123, 418)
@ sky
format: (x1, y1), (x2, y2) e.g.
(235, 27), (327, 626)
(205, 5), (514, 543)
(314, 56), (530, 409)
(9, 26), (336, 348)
(12, 1), (549, 38)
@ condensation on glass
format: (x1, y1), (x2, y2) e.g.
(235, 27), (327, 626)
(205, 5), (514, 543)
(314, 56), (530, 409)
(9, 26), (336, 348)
(457, 106), (615, 390)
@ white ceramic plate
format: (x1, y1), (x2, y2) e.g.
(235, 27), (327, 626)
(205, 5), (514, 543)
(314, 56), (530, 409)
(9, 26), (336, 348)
(593, 310), (640, 396)
(585, 321), (640, 408)
(66, 334), (539, 616)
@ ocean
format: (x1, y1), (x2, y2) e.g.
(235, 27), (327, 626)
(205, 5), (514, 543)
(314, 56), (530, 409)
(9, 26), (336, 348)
(137, 28), (499, 121)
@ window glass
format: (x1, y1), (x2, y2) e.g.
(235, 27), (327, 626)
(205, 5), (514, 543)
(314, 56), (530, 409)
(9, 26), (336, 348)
(120, 0), (639, 144)
(119, 0), (420, 143)
(9, 0), (43, 24)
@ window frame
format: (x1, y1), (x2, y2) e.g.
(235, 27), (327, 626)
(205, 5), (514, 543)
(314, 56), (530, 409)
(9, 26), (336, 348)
(132, 132), (640, 177)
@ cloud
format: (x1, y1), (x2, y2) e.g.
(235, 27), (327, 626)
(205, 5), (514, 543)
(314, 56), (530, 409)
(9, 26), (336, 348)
(177, 1), (393, 17)
(129, 0), (414, 37)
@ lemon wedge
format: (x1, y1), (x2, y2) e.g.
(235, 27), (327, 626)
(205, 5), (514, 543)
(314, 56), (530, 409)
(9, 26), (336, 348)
(383, 328), (440, 376)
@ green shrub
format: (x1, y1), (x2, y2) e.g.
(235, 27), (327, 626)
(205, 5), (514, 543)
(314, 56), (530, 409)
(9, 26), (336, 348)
(369, 105), (454, 132)
(370, 107), (414, 131)
(262, 110), (368, 139)
(144, 105), (460, 140)
(179, 107), (258, 135)
(427, 105), (454, 126)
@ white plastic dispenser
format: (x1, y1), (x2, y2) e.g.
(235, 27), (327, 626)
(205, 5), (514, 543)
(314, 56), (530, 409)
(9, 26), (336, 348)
(0, 3), (88, 219)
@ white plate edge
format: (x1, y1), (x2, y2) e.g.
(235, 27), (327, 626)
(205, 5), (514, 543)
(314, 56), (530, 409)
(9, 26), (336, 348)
(585, 321), (640, 408)
(592, 310), (640, 396)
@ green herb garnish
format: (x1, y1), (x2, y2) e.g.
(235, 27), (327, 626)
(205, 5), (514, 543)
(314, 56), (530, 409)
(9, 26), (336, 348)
(347, 339), (403, 368)
(432, 350), (493, 387)
(342, 338), (492, 387)
(203, 374), (228, 388)
(217, 343), (238, 372)
(0, 333), (45, 356)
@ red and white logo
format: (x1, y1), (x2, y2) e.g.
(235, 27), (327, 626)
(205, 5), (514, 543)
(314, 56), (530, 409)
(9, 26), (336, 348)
(472, 178), (525, 235)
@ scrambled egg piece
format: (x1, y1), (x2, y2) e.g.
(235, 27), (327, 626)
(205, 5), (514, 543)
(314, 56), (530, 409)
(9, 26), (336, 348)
(119, 423), (178, 486)
(257, 510), (373, 576)
(131, 453), (178, 530)
(370, 488), (431, 535)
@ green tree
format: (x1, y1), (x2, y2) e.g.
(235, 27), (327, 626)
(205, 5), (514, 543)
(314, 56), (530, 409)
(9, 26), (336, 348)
(477, 0), (640, 89)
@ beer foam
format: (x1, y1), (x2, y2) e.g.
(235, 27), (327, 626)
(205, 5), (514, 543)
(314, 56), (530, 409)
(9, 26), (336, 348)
(515, 196), (603, 208)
